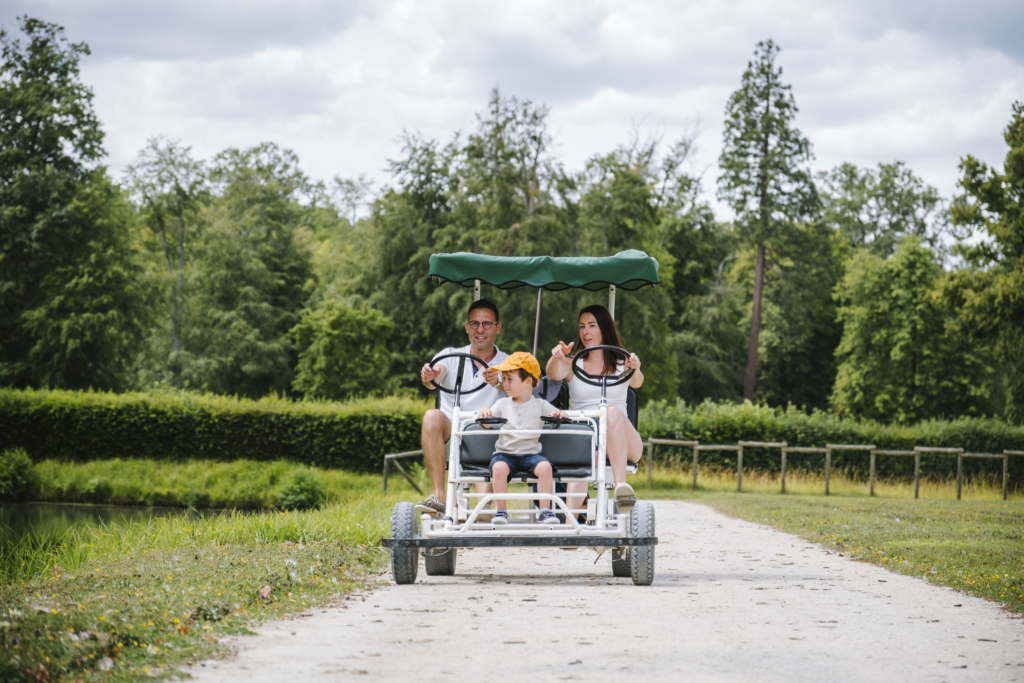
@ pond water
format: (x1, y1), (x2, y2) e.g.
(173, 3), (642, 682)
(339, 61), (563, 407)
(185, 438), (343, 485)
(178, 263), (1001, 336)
(0, 502), (197, 546)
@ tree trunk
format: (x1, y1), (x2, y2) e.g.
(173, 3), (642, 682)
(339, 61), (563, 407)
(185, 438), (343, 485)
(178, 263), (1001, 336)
(744, 240), (766, 400)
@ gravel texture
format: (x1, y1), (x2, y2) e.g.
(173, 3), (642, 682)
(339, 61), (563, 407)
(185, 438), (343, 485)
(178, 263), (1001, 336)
(184, 501), (1024, 682)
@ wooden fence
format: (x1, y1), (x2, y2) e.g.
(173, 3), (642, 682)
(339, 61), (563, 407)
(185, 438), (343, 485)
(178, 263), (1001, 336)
(645, 440), (1019, 500)
(384, 442), (1021, 501)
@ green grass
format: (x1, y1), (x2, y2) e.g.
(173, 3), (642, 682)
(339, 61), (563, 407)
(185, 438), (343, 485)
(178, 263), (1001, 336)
(630, 466), (1024, 614)
(0, 478), (423, 683)
(30, 458), (415, 509)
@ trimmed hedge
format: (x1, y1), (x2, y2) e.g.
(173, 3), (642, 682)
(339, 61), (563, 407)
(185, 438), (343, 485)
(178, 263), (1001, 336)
(0, 389), (428, 474)
(639, 400), (1024, 482)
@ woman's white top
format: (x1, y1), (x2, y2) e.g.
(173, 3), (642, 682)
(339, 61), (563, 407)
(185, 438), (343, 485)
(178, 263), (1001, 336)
(567, 358), (628, 415)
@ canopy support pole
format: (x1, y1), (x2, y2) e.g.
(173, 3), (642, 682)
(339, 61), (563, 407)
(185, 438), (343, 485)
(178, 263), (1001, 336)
(532, 288), (543, 357)
(473, 279), (481, 301)
(608, 285), (616, 319)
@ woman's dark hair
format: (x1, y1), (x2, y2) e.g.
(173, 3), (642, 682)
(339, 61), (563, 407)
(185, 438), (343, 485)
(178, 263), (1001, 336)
(574, 304), (627, 376)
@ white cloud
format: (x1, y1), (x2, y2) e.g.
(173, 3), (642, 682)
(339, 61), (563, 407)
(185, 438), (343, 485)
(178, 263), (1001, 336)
(3, 0), (1021, 218)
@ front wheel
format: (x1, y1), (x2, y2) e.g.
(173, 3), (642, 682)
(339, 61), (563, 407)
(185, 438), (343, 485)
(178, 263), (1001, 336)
(390, 502), (419, 584)
(629, 502), (655, 586)
(424, 547), (458, 576)
(611, 547), (630, 577)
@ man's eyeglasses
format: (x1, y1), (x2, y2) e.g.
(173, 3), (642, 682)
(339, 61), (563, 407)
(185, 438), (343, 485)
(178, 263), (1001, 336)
(467, 321), (496, 330)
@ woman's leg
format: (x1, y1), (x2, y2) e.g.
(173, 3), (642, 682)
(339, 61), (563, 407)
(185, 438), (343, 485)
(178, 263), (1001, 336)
(606, 406), (644, 486)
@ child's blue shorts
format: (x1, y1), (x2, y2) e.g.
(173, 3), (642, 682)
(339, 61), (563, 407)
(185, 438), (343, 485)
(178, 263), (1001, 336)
(489, 453), (549, 481)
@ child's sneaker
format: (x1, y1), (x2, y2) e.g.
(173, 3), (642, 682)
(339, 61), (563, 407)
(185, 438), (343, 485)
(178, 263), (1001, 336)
(538, 509), (561, 525)
(492, 510), (508, 525)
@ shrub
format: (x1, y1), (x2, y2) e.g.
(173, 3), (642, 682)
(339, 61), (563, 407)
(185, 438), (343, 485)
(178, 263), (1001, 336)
(0, 448), (38, 501)
(274, 469), (327, 510)
(0, 388), (428, 473)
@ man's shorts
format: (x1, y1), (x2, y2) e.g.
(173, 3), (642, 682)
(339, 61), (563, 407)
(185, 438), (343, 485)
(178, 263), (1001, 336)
(489, 453), (549, 481)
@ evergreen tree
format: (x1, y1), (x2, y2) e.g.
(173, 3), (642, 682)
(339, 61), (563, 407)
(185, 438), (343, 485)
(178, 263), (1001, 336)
(717, 39), (818, 401)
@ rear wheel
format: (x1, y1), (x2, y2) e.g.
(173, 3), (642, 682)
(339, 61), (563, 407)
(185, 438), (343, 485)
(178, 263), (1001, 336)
(611, 547), (630, 577)
(629, 502), (655, 586)
(390, 502), (419, 584)
(424, 547), (457, 576)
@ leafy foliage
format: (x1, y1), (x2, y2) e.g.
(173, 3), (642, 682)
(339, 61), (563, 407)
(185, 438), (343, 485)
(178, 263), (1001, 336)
(291, 301), (395, 400)
(273, 469), (327, 510)
(831, 237), (992, 422)
(939, 101), (1024, 423)
(0, 18), (149, 391)
(0, 448), (37, 501)
(0, 388), (428, 473)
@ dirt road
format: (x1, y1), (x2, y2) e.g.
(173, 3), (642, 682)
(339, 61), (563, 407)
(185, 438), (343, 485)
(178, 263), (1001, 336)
(185, 501), (1024, 682)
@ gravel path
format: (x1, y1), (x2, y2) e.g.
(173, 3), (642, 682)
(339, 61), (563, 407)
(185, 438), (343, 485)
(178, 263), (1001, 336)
(185, 501), (1024, 682)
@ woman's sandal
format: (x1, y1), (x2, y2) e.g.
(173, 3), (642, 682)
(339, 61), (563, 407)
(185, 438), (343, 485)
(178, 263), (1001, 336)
(614, 482), (636, 513)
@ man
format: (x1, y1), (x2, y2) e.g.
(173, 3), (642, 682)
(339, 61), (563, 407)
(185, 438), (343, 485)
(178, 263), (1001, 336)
(416, 299), (508, 515)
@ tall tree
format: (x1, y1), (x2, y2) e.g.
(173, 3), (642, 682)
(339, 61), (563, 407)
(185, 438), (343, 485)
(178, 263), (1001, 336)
(831, 237), (991, 423)
(126, 138), (208, 384)
(717, 39), (818, 400)
(938, 101), (1024, 423)
(818, 161), (948, 257)
(0, 17), (146, 390)
(183, 143), (314, 397)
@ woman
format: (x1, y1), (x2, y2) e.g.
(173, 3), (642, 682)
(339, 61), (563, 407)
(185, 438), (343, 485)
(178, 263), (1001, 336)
(545, 304), (644, 512)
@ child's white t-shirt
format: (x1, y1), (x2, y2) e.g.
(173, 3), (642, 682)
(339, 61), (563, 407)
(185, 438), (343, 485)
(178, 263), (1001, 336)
(489, 396), (559, 456)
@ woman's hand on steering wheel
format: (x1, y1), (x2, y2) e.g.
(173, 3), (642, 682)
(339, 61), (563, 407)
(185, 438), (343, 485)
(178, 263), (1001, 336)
(624, 353), (641, 371)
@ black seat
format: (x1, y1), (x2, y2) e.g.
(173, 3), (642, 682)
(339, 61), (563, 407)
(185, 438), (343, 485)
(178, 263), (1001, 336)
(459, 422), (595, 480)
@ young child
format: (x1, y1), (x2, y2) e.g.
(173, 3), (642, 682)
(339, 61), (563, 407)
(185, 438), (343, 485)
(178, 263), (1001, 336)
(477, 352), (566, 525)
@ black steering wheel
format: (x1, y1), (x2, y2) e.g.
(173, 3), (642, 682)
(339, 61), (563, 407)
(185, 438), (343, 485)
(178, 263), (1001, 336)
(428, 352), (493, 395)
(571, 345), (635, 388)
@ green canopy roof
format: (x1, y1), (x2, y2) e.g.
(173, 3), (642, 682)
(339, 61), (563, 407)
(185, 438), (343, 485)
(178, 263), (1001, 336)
(428, 250), (659, 291)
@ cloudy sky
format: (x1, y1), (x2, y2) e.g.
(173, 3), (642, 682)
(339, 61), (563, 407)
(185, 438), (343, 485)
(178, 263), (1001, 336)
(4, 1), (1022, 217)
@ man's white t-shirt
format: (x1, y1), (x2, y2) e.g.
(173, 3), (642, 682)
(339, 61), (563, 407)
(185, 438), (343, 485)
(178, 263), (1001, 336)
(432, 344), (509, 417)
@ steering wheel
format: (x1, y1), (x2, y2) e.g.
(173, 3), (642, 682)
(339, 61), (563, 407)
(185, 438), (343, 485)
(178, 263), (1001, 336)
(540, 415), (572, 430)
(571, 345), (635, 388)
(475, 417), (507, 427)
(427, 352), (493, 395)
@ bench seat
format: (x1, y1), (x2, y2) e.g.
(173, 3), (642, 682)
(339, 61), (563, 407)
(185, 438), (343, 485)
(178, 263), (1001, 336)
(459, 422), (595, 480)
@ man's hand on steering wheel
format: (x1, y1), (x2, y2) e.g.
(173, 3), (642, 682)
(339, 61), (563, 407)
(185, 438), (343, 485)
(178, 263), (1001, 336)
(421, 363), (443, 386)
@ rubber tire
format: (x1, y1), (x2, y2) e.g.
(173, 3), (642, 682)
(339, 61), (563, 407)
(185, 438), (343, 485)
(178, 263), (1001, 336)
(390, 502), (419, 585)
(424, 547), (458, 576)
(611, 547), (631, 577)
(629, 501), (655, 586)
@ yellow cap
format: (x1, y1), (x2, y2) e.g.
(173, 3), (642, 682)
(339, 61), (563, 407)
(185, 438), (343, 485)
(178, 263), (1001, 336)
(492, 351), (541, 381)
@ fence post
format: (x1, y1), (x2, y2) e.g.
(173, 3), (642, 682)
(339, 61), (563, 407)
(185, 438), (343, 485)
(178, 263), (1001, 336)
(956, 449), (963, 500)
(825, 446), (832, 496)
(914, 452), (921, 499)
(1003, 455), (1009, 501)
(737, 445), (743, 492)
(646, 440), (653, 489)
(869, 449), (876, 496)
(780, 447), (787, 494)
(692, 443), (699, 491)
(383, 458), (390, 493)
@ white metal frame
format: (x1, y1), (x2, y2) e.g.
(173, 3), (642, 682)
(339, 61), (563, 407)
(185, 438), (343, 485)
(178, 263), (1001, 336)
(423, 397), (633, 541)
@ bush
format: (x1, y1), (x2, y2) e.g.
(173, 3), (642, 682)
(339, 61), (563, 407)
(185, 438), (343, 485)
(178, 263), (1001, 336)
(0, 388), (428, 474)
(639, 399), (1024, 481)
(0, 448), (38, 501)
(274, 469), (327, 510)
